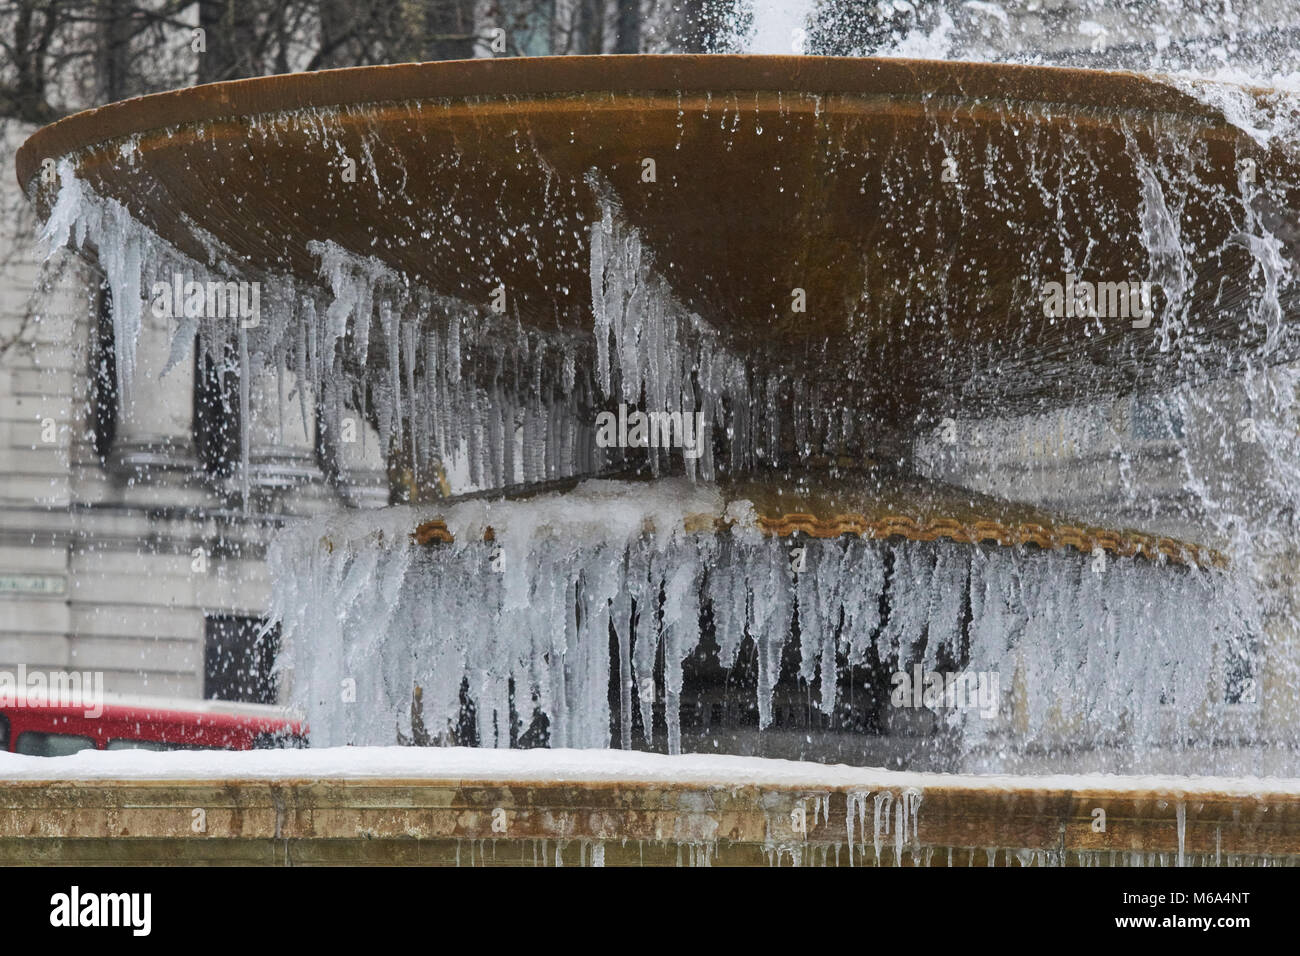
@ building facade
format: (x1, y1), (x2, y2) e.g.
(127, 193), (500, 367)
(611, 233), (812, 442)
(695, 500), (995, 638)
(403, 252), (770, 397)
(0, 125), (387, 701)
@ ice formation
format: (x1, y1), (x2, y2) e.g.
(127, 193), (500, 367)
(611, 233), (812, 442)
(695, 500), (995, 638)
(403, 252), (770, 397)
(43, 145), (947, 503)
(41, 162), (743, 496)
(265, 478), (1251, 763)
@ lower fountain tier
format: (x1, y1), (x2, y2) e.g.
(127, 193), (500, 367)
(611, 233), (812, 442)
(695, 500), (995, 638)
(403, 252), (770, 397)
(407, 472), (1223, 569)
(272, 475), (1253, 763)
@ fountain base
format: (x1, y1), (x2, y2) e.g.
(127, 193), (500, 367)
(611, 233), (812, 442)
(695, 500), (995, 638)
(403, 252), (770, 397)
(3, 749), (1299, 866)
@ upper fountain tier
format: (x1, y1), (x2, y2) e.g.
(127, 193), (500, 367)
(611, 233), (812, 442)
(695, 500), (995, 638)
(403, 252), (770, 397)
(17, 55), (1300, 420)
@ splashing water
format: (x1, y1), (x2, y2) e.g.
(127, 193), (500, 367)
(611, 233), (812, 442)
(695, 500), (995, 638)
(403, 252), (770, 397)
(745, 0), (815, 54)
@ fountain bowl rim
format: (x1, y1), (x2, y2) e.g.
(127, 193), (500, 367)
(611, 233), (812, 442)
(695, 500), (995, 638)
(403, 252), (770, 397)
(14, 52), (1257, 194)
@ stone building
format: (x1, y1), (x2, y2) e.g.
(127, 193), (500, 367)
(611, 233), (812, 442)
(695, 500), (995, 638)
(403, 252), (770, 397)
(0, 123), (387, 701)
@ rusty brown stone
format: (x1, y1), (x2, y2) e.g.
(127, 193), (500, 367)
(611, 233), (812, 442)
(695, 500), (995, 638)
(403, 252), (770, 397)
(404, 472), (1225, 568)
(17, 56), (1296, 422)
(0, 777), (1295, 865)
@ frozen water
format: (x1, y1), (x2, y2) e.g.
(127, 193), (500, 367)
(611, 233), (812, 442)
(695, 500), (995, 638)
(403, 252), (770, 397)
(265, 479), (1252, 769)
(43, 159), (872, 496)
(35, 155), (1273, 769)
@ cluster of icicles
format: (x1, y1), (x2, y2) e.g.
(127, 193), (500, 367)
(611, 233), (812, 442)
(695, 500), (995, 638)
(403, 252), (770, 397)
(454, 789), (1277, 866)
(39, 161), (865, 493)
(453, 839), (1274, 868)
(265, 478), (1251, 759)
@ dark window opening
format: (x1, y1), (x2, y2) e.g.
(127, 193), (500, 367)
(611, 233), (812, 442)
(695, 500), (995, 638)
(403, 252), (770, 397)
(204, 614), (280, 705)
(1130, 394), (1185, 441)
(90, 282), (118, 461)
(1225, 631), (1258, 706)
(194, 336), (242, 478)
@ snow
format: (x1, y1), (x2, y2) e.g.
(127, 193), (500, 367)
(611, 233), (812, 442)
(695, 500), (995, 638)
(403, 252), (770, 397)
(3, 745), (1299, 798)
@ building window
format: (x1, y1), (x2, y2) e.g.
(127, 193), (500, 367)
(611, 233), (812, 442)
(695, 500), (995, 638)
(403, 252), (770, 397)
(204, 614), (279, 704)
(193, 336), (242, 478)
(1130, 393), (1184, 441)
(90, 282), (117, 461)
(1224, 630), (1258, 706)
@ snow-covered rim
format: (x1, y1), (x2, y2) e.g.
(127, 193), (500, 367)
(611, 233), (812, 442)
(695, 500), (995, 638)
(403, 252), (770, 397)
(15, 53), (1245, 193)
(1, 746), (1297, 797)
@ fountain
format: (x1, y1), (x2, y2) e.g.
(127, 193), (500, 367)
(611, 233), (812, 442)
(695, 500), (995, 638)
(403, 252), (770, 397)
(14, 54), (1300, 864)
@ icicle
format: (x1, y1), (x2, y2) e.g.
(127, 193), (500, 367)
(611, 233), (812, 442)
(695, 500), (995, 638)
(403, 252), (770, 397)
(238, 324), (251, 512)
(873, 792), (893, 865)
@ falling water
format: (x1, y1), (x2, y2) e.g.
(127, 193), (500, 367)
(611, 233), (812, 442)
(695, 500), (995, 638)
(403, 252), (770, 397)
(745, 0), (815, 54)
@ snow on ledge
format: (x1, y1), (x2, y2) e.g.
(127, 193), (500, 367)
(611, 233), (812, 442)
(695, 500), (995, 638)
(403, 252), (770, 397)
(1, 747), (1299, 797)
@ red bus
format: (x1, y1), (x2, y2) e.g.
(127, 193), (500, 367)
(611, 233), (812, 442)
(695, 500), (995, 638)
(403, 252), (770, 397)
(0, 691), (306, 755)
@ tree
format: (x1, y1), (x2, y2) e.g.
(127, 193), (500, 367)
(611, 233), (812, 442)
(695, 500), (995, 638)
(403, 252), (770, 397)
(807, 0), (929, 56)
(0, 0), (675, 124)
(0, 0), (67, 122)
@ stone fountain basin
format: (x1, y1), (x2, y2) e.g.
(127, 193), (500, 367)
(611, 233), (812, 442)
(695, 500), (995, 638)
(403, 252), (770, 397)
(2, 748), (1298, 865)
(17, 55), (1300, 420)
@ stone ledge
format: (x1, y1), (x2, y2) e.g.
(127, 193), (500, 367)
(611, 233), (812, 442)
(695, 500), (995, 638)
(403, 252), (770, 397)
(2, 777), (1297, 866)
